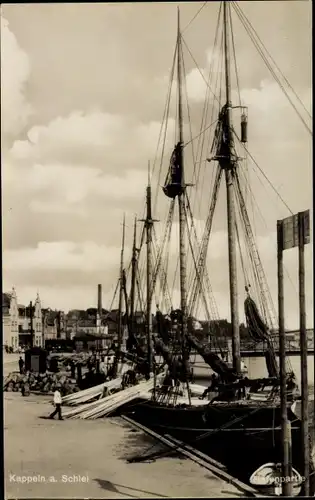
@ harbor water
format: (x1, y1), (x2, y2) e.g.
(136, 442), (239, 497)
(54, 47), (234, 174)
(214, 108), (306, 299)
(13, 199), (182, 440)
(191, 354), (314, 391)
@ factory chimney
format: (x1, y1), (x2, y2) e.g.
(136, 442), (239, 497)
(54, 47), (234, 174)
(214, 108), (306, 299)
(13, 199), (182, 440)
(97, 284), (102, 317)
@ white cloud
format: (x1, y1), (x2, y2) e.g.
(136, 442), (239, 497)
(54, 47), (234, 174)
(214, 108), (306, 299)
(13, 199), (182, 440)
(184, 45), (312, 146)
(12, 163), (148, 212)
(0, 16), (33, 139)
(3, 110), (177, 216)
(240, 80), (312, 142)
(3, 240), (128, 272)
(185, 46), (223, 104)
(186, 68), (208, 103)
(1, 6), (311, 327)
(9, 111), (176, 169)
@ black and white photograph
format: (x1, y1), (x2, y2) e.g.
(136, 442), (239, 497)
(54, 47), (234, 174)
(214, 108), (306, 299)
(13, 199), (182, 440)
(2, 1), (313, 498)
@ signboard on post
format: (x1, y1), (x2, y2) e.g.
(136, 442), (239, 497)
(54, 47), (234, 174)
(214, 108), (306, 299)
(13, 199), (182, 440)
(280, 210), (310, 251)
(277, 208), (311, 495)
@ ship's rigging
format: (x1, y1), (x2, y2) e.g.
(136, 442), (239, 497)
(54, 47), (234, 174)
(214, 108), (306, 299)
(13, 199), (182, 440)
(93, 2), (313, 491)
(107, 0), (311, 389)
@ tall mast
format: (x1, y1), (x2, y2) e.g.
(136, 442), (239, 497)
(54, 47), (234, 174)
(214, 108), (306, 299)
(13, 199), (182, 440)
(113, 214), (126, 377)
(222, 0), (241, 374)
(129, 216), (137, 339)
(177, 8), (189, 364)
(143, 162), (155, 373)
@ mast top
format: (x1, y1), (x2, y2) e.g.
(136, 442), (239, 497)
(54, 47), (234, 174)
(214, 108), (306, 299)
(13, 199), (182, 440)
(148, 160), (151, 187)
(223, 0), (232, 107)
(121, 213), (126, 255)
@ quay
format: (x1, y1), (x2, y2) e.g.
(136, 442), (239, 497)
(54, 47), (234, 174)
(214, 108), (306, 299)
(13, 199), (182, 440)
(4, 392), (248, 499)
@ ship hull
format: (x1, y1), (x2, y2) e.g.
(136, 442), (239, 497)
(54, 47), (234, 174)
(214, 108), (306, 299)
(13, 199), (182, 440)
(125, 400), (307, 484)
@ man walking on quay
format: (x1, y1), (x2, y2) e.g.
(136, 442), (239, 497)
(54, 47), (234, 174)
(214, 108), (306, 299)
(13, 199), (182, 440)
(49, 386), (63, 420)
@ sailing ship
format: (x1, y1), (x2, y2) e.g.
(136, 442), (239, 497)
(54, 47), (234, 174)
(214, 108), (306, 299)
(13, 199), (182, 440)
(118, 0), (313, 488)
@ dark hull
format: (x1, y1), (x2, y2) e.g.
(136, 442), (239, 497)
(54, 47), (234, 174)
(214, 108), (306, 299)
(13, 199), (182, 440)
(125, 400), (306, 484)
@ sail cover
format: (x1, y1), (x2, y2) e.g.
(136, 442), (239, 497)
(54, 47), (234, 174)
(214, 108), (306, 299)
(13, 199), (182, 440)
(265, 343), (279, 377)
(244, 295), (279, 377)
(163, 142), (184, 199)
(244, 296), (270, 342)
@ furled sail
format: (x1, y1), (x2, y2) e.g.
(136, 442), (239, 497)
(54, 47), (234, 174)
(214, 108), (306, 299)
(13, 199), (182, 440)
(163, 142), (184, 199)
(186, 332), (238, 382)
(216, 105), (230, 159)
(244, 295), (279, 377)
(264, 343), (279, 378)
(244, 296), (269, 342)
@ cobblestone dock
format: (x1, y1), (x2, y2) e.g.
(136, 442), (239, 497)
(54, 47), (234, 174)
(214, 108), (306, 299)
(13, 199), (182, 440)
(4, 392), (248, 499)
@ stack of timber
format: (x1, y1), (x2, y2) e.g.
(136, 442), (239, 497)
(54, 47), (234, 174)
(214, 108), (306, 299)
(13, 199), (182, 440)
(62, 377), (123, 406)
(3, 371), (80, 395)
(62, 378), (156, 420)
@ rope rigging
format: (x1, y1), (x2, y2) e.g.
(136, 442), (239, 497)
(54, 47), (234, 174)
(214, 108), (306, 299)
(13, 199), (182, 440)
(236, 162), (299, 303)
(188, 164), (223, 315)
(181, 1), (208, 35)
(112, 0), (305, 387)
(184, 7), (225, 289)
(152, 40), (178, 214)
(185, 193), (220, 322)
(231, 0), (312, 136)
(184, 198), (212, 323)
(233, 169), (277, 330)
(232, 128), (294, 215)
(150, 202), (175, 307)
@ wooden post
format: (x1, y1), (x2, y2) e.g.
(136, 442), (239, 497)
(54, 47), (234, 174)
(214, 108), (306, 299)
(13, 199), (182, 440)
(298, 211), (309, 496)
(277, 220), (292, 496)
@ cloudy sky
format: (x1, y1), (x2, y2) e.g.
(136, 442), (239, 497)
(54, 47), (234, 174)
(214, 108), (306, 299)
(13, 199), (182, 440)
(1, 1), (312, 328)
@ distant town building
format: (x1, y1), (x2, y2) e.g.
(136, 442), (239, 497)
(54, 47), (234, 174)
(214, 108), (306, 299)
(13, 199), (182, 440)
(3, 290), (43, 348)
(42, 309), (65, 341)
(73, 319), (108, 336)
(18, 294), (43, 347)
(2, 288), (19, 349)
(104, 309), (128, 347)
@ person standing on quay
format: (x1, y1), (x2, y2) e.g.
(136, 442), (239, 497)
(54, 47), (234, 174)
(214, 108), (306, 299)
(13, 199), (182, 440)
(18, 356), (24, 374)
(49, 386), (63, 420)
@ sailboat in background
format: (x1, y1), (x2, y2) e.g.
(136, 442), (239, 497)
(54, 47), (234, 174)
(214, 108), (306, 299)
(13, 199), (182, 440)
(120, 0), (313, 487)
